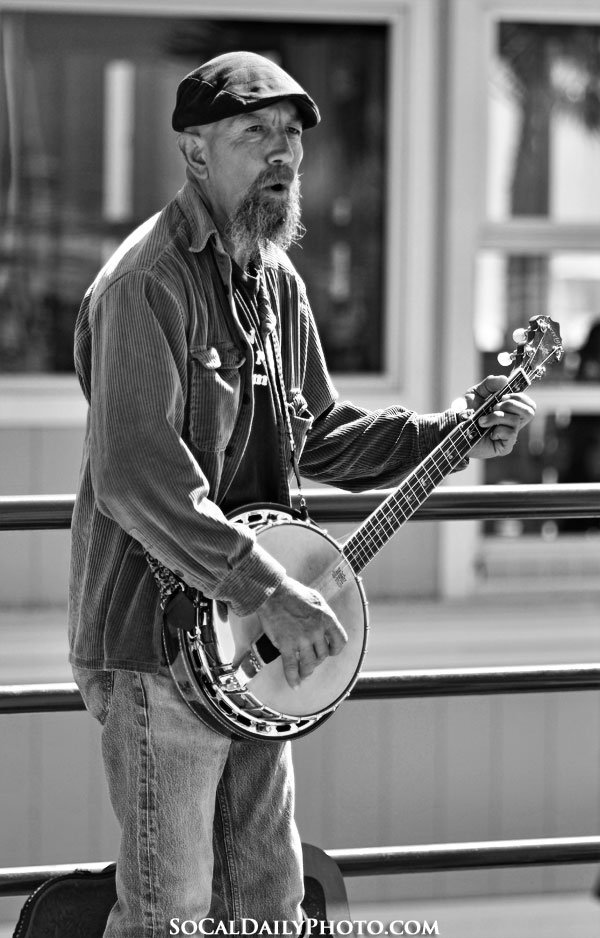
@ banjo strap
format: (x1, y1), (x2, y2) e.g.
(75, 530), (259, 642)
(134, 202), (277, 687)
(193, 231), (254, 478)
(268, 318), (309, 521)
(256, 267), (308, 521)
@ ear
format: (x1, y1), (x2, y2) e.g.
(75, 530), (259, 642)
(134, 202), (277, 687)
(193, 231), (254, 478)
(177, 130), (210, 180)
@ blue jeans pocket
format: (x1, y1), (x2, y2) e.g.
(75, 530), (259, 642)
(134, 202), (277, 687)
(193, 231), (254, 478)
(72, 667), (115, 725)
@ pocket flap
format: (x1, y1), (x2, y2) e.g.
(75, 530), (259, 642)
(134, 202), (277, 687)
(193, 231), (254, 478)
(191, 345), (246, 370)
(192, 347), (222, 369)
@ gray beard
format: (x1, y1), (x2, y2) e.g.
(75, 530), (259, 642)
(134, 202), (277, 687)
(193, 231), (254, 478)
(225, 175), (303, 263)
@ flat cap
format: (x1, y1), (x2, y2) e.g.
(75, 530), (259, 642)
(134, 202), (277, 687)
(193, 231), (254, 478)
(172, 51), (320, 131)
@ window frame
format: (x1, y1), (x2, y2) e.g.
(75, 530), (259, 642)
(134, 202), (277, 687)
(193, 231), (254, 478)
(440, 0), (600, 595)
(0, 0), (440, 426)
(444, 0), (600, 417)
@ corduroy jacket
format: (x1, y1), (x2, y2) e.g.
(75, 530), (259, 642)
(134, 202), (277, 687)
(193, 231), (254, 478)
(69, 181), (462, 673)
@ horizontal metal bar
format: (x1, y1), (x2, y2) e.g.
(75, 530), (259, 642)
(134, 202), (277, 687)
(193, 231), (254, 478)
(348, 664), (600, 700)
(2, 664), (598, 715)
(0, 684), (85, 714)
(312, 483), (600, 524)
(1, 836), (599, 895)
(0, 483), (599, 531)
(330, 835), (600, 877)
(0, 494), (75, 531)
(0, 861), (112, 897)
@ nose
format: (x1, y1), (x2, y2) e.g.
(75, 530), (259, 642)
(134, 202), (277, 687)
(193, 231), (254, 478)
(266, 128), (296, 165)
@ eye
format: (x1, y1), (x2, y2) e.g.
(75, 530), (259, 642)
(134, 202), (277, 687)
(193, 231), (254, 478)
(287, 125), (303, 137)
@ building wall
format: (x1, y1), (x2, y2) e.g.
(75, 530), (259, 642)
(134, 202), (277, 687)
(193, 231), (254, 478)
(0, 0), (447, 606)
(2, 1), (600, 608)
(0, 424), (84, 605)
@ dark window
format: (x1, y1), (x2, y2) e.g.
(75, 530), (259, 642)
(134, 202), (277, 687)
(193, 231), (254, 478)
(0, 12), (388, 373)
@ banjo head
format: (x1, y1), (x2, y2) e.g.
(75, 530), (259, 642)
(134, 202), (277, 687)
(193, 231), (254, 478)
(165, 504), (369, 740)
(225, 517), (368, 718)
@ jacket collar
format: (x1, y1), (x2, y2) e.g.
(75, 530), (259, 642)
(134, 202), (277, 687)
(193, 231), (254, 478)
(175, 175), (275, 294)
(175, 176), (222, 254)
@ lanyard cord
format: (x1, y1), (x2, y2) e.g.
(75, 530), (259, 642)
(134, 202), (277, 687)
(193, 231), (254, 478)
(269, 324), (308, 519)
(256, 271), (309, 520)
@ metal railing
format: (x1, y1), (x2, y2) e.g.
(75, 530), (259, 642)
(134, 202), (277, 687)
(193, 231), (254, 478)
(1, 484), (600, 895)
(2, 837), (600, 896)
(1, 483), (599, 530)
(1, 663), (600, 717)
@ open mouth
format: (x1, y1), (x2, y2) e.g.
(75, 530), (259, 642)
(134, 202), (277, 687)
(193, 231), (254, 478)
(268, 183), (287, 193)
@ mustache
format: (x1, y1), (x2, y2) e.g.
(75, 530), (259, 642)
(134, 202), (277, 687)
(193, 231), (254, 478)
(253, 166), (297, 189)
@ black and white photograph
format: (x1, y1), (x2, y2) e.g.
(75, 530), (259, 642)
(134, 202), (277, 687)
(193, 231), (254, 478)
(0, 2), (599, 936)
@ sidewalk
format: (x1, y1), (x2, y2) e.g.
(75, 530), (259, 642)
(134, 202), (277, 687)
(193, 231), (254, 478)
(2, 886), (598, 937)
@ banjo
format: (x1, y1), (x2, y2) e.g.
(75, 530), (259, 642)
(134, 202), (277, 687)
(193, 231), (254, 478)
(161, 315), (563, 741)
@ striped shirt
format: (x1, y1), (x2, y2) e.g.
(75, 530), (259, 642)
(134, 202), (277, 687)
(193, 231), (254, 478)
(69, 179), (462, 673)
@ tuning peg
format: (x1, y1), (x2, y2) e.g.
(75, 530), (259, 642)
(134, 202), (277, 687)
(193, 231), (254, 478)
(497, 351), (514, 367)
(512, 328), (528, 345)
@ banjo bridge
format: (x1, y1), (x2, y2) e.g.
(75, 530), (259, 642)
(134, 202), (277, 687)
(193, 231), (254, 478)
(331, 563), (349, 588)
(312, 555), (356, 602)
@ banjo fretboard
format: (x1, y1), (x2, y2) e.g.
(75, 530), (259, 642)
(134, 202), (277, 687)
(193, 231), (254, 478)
(341, 369), (531, 576)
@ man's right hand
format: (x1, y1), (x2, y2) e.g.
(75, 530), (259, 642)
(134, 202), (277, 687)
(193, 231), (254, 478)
(255, 576), (348, 689)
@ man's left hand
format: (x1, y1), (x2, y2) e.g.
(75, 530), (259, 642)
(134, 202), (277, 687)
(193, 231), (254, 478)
(457, 375), (537, 459)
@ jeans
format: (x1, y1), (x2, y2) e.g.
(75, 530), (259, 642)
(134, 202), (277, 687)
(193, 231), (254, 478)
(73, 664), (304, 937)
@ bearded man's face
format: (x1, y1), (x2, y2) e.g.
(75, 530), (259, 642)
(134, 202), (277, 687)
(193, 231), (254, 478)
(188, 102), (305, 260)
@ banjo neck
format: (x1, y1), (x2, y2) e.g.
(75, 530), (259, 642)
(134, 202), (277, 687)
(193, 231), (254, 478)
(312, 313), (564, 599)
(339, 369), (531, 579)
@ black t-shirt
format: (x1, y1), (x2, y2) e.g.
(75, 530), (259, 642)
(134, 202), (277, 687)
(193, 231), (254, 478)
(220, 263), (283, 514)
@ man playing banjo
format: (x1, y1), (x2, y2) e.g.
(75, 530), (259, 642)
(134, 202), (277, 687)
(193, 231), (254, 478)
(69, 51), (535, 937)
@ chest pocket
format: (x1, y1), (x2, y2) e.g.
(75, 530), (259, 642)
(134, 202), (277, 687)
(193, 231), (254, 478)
(188, 343), (246, 452)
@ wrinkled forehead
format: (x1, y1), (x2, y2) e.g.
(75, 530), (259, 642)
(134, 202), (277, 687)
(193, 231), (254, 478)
(235, 100), (302, 124)
(203, 100), (303, 136)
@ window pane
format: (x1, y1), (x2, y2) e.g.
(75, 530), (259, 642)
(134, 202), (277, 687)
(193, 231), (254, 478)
(0, 13), (387, 373)
(475, 250), (600, 535)
(475, 250), (600, 378)
(488, 21), (600, 221)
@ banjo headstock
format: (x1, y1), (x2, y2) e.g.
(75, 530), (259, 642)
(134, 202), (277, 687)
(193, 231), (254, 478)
(500, 314), (564, 387)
